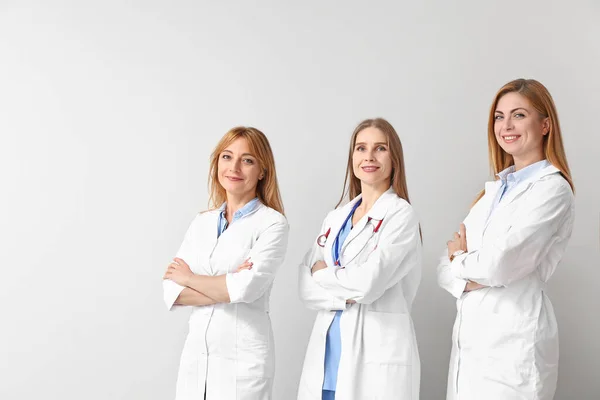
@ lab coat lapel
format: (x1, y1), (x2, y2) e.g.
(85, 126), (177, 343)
(199, 210), (220, 275)
(465, 180), (501, 250)
(323, 198), (361, 267)
(340, 187), (395, 264)
(499, 164), (561, 206)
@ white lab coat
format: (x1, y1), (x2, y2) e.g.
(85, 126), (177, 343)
(437, 165), (575, 400)
(298, 187), (422, 400)
(163, 202), (289, 400)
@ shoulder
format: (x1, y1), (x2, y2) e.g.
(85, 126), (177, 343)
(385, 196), (419, 225)
(530, 172), (574, 204)
(255, 204), (289, 229)
(187, 209), (218, 229)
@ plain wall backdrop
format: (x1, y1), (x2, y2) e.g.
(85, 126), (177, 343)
(1, 1), (599, 399)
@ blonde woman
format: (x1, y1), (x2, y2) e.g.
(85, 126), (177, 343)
(438, 79), (575, 400)
(298, 118), (422, 399)
(163, 127), (289, 400)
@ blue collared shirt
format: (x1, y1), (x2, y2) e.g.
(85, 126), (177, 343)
(323, 201), (360, 391)
(490, 159), (550, 215)
(217, 197), (260, 237)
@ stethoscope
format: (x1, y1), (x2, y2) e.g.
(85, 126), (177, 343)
(316, 201), (383, 258)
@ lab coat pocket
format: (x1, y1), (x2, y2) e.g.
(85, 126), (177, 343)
(175, 332), (204, 399)
(477, 313), (536, 387)
(363, 311), (413, 365)
(236, 309), (273, 377)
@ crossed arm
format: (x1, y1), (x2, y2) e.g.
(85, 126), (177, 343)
(163, 257), (252, 307)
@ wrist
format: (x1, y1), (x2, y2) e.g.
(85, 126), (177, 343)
(449, 249), (466, 262)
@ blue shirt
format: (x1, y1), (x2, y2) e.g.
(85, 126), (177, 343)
(490, 160), (550, 216)
(217, 197), (260, 237)
(323, 199), (362, 391)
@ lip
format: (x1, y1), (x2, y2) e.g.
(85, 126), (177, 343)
(501, 134), (521, 144)
(226, 176), (244, 181)
(361, 166), (380, 172)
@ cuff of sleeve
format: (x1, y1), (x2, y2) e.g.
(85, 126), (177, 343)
(449, 278), (468, 299)
(331, 297), (348, 311)
(163, 279), (185, 310)
(449, 252), (469, 278)
(312, 268), (347, 310)
(225, 272), (243, 304)
(311, 266), (334, 286)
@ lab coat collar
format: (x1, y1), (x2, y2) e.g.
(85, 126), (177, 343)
(489, 162), (560, 205)
(339, 186), (397, 222)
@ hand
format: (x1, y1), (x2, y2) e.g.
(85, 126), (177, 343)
(236, 258), (253, 273)
(163, 257), (194, 287)
(447, 223), (468, 259)
(346, 299), (356, 304)
(464, 281), (486, 292)
(311, 260), (327, 275)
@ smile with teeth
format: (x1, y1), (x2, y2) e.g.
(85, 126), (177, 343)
(503, 135), (521, 143)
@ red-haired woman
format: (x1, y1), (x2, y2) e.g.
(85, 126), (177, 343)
(438, 79), (575, 400)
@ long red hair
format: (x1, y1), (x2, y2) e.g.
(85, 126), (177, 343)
(474, 79), (574, 204)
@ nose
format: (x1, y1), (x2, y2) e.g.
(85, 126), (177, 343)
(229, 157), (242, 172)
(364, 149), (375, 161)
(504, 117), (514, 131)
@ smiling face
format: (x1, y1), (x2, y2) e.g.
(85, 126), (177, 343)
(494, 92), (549, 169)
(352, 127), (393, 190)
(217, 137), (262, 201)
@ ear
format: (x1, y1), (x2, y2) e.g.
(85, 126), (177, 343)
(542, 117), (550, 135)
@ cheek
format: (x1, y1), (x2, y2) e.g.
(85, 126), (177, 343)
(352, 153), (361, 169)
(244, 165), (260, 183)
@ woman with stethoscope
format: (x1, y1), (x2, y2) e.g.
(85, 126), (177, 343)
(298, 118), (422, 400)
(162, 126), (289, 400)
(437, 79), (575, 400)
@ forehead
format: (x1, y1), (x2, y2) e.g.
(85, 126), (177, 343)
(223, 136), (252, 153)
(496, 92), (532, 111)
(356, 127), (386, 142)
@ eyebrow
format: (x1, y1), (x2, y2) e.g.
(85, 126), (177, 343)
(494, 107), (529, 114)
(355, 142), (388, 146)
(221, 150), (256, 157)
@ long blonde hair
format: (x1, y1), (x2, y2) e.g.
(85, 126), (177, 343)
(336, 118), (412, 207)
(208, 126), (284, 215)
(474, 79), (574, 204)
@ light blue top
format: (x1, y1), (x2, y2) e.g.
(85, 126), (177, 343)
(490, 159), (550, 215)
(323, 199), (362, 391)
(217, 197), (260, 237)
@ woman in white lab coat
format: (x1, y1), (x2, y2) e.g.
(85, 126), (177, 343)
(438, 79), (575, 400)
(298, 118), (422, 400)
(162, 126), (289, 400)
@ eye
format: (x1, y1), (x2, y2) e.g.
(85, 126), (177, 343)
(494, 115), (503, 121)
(514, 113), (525, 118)
(221, 154), (231, 160)
(242, 158), (255, 165)
(355, 145), (366, 152)
(376, 145), (387, 151)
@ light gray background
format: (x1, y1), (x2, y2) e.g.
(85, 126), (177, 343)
(1, 1), (599, 399)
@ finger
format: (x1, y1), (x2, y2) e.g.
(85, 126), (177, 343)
(460, 223), (466, 237)
(453, 232), (460, 240)
(173, 257), (190, 268)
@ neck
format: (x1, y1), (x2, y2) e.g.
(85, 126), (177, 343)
(513, 151), (545, 171)
(225, 192), (256, 217)
(358, 181), (389, 212)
